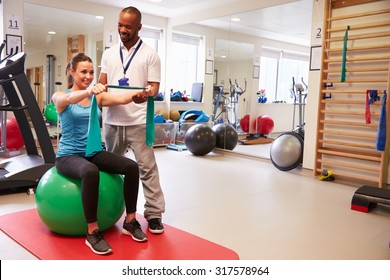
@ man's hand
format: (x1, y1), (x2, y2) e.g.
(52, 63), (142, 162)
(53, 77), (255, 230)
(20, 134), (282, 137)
(133, 94), (148, 104)
(133, 85), (153, 103)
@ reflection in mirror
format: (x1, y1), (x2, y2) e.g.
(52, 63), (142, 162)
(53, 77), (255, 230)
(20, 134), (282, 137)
(213, 38), (254, 128)
(210, 1), (312, 159)
(24, 3), (104, 109)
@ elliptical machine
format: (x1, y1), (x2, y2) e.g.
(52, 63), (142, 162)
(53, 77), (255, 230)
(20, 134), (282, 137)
(211, 78), (247, 128)
(211, 86), (229, 124)
(270, 77), (307, 171)
(228, 78), (247, 129)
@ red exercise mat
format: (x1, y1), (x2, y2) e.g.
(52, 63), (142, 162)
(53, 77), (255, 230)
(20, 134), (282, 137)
(0, 208), (239, 260)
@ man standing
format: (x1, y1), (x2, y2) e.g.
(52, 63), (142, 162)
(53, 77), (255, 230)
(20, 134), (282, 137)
(99, 6), (165, 234)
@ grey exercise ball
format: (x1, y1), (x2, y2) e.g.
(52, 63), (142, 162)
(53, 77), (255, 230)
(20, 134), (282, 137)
(270, 132), (303, 171)
(212, 123), (238, 150)
(184, 123), (216, 156)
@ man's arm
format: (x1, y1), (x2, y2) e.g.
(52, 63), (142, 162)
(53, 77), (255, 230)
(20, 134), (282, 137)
(98, 72), (108, 85)
(148, 81), (160, 98)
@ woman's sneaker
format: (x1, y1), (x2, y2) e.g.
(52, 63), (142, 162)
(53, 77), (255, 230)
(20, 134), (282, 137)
(122, 218), (148, 242)
(85, 229), (112, 255)
(148, 218), (164, 234)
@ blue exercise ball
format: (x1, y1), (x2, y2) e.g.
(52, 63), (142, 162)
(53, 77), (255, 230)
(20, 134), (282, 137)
(35, 167), (125, 236)
(184, 123), (216, 156)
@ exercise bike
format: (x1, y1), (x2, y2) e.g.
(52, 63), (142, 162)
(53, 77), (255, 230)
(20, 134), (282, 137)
(270, 77), (307, 171)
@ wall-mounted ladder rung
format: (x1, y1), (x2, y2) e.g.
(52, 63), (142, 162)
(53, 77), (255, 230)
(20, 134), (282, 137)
(327, 20), (390, 32)
(317, 148), (381, 162)
(325, 44), (390, 53)
(319, 139), (376, 150)
(319, 129), (377, 139)
(321, 109), (380, 117)
(317, 158), (380, 173)
(321, 89), (384, 94)
(323, 79), (388, 83)
(327, 8), (390, 22)
(324, 55), (390, 63)
(320, 99), (381, 105)
(320, 119), (378, 128)
(324, 67), (389, 73)
(326, 32), (390, 43)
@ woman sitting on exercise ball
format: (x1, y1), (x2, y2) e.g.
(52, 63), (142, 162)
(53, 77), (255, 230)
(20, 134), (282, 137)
(52, 53), (152, 255)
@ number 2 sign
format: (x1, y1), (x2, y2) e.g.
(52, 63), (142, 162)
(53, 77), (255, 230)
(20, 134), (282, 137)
(311, 22), (323, 46)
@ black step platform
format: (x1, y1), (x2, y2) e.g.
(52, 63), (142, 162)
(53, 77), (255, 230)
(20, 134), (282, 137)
(351, 185), (390, 212)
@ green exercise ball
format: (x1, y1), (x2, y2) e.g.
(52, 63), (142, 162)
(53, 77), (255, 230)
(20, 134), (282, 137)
(44, 103), (58, 123)
(35, 167), (125, 236)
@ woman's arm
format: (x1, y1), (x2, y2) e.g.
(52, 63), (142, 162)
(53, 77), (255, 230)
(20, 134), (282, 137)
(52, 84), (106, 113)
(97, 85), (152, 107)
(52, 90), (91, 114)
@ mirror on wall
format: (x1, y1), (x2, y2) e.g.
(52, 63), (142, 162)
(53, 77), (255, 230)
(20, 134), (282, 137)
(23, 3), (104, 108)
(208, 0), (313, 159)
(213, 38), (254, 127)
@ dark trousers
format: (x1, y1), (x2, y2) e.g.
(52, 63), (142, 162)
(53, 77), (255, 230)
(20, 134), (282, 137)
(55, 151), (139, 223)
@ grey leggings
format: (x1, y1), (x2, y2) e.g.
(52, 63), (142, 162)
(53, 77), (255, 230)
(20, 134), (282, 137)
(55, 151), (139, 223)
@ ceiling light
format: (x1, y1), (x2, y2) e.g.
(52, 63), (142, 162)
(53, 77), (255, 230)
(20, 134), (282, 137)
(150, 0), (162, 3)
(95, 15), (104, 19)
(231, 17), (241, 22)
(48, 31), (56, 35)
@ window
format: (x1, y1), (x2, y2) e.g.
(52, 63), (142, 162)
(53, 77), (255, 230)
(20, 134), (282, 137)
(140, 27), (164, 92)
(140, 27), (162, 53)
(259, 48), (309, 103)
(170, 33), (202, 97)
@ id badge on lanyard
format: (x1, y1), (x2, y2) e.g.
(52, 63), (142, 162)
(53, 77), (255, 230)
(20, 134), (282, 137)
(119, 40), (142, 86)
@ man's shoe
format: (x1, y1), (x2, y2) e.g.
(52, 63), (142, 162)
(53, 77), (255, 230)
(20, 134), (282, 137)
(85, 229), (112, 255)
(122, 218), (148, 242)
(148, 218), (164, 234)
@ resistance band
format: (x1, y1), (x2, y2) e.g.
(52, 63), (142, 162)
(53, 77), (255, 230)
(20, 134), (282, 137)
(340, 25), (350, 82)
(365, 90), (371, 124)
(146, 96), (155, 146)
(107, 85), (146, 90)
(376, 91), (387, 151)
(85, 95), (102, 157)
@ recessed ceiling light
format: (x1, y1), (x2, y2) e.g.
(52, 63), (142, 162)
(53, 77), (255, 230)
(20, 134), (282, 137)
(48, 31), (56, 35)
(95, 15), (104, 19)
(231, 17), (241, 22)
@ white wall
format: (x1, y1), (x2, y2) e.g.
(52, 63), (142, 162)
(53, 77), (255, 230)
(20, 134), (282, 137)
(256, 104), (297, 133)
(302, 0), (325, 170)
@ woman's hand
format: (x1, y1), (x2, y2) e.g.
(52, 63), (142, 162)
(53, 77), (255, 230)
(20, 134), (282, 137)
(89, 83), (107, 96)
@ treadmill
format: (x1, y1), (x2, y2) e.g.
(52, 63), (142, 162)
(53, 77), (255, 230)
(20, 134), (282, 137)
(0, 51), (55, 190)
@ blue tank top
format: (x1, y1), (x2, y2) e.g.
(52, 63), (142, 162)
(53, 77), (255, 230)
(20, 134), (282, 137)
(56, 91), (101, 158)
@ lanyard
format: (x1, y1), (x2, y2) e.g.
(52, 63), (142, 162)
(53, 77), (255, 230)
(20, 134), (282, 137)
(119, 39), (142, 76)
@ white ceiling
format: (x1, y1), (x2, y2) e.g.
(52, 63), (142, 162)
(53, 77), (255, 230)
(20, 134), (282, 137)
(24, 0), (313, 54)
(85, 0), (313, 45)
